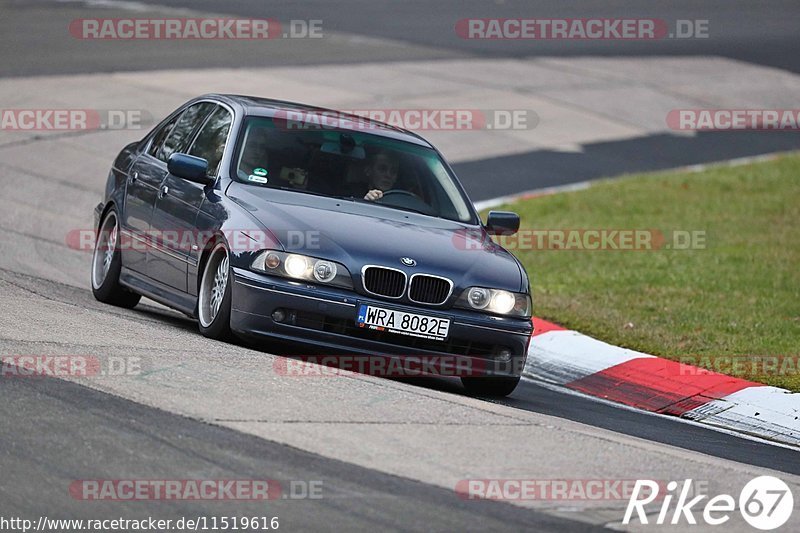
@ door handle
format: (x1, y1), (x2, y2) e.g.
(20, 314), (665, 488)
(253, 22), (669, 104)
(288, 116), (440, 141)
(158, 184), (169, 199)
(128, 171), (138, 184)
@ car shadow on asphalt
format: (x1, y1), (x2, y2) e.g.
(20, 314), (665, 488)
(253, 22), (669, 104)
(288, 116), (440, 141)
(128, 296), (495, 399)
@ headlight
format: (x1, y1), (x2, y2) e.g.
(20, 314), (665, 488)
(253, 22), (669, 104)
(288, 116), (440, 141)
(285, 254), (310, 278)
(313, 260), (337, 282)
(490, 290), (516, 314)
(456, 286), (531, 317)
(467, 287), (490, 309)
(251, 251), (353, 289)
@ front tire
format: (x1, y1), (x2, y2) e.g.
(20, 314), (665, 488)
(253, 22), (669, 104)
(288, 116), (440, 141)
(91, 208), (141, 308)
(197, 242), (232, 340)
(461, 376), (521, 397)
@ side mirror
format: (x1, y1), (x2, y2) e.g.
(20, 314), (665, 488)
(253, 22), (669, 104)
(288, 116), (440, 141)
(167, 153), (213, 185)
(485, 211), (520, 236)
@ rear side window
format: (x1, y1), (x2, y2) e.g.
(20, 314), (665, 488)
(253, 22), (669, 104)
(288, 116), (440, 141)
(188, 106), (233, 176)
(156, 102), (216, 163)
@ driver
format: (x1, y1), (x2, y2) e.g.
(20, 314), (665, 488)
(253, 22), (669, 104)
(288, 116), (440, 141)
(239, 127), (271, 178)
(362, 150), (400, 201)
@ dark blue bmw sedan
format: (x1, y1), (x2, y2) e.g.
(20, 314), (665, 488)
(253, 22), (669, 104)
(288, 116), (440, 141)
(92, 94), (532, 396)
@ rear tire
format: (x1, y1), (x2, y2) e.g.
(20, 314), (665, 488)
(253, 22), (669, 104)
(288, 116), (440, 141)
(197, 242), (232, 340)
(91, 208), (141, 309)
(461, 376), (521, 397)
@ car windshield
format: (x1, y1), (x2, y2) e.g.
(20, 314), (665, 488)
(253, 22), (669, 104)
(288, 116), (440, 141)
(233, 116), (476, 223)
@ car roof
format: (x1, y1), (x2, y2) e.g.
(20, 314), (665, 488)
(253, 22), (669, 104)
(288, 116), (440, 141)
(206, 93), (434, 148)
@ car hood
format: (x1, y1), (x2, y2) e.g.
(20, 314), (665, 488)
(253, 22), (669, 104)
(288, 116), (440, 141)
(226, 183), (525, 292)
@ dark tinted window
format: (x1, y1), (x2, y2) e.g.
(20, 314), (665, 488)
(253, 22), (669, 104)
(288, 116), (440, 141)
(147, 114), (180, 158)
(188, 106), (232, 176)
(156, 102), (216, 162)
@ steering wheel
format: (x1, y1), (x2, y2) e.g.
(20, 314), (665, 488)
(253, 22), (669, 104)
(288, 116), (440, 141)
(377, 189), (435, 215)
(380, 189), (422, 201)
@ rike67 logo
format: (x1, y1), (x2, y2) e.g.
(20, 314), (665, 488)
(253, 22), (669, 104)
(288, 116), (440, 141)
(624, 476), (793, 530)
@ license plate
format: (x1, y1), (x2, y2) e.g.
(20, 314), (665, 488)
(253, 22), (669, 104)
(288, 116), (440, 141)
(356, 305), (450, 341)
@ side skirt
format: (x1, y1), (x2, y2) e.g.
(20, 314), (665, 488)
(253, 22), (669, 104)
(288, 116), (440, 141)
(120, 268), (197, 317)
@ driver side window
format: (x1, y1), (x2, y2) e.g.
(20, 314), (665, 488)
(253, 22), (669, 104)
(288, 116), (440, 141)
(154, 102), (216, 163)
(147, 114), (179, 159)
(187, 106), (232, 177)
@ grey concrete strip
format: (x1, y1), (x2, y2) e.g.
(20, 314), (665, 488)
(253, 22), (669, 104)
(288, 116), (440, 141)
(1, 56), (798, 160)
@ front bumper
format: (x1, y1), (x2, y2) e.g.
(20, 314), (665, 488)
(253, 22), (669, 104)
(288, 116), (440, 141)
(231, 268), (532, 377)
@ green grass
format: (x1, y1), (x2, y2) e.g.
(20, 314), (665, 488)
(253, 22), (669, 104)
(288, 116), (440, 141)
(488, 153), (800, 390)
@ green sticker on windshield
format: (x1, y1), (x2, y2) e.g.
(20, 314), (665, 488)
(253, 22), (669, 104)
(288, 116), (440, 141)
(253, 167), (268, 177)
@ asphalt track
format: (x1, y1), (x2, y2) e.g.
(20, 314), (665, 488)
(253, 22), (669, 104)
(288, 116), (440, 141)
(0, 372), (590, 532)
(1, 1), (799, 531)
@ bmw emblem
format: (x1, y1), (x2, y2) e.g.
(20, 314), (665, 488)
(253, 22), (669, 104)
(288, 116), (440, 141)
(400, 257), (417, 267)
